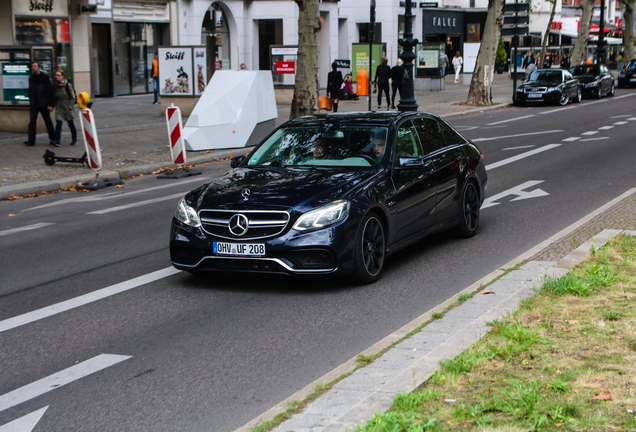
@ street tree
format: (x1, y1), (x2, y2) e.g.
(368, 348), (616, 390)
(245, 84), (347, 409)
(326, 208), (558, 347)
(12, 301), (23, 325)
(539, 0), (558, 68)
(466, 0), (506, 106)
(618, 0), (635, 62)
(290, 0), (320, 119)
(571, 0), (594, 65)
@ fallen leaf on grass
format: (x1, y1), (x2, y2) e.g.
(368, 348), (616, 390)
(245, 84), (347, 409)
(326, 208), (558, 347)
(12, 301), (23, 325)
(479, 290), (495, 295)
(591, 390), (613, 401)
(8, 214), (15, 217)
(608, 426), (623, 430)
(592, 382), (602, 387)
(565, 320), (579, 324)
(561, 328), (573, 332)
(556, 423), (564, 427)
(522, 366), (535, 369)
(131, 152), (137, 154)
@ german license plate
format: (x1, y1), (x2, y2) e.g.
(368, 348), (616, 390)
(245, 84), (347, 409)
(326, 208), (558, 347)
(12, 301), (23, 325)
(213, 242), (265, 257)
(528, 93), (542, 98)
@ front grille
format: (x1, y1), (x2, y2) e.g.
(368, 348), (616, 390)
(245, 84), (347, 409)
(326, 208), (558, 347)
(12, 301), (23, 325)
(525, 87), (547, 93)
(199, 209), (290, 240)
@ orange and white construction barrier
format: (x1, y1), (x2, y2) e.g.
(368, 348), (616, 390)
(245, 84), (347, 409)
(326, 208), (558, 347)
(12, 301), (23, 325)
(79, 108), (102, 171)
(166, 104), (186, 165)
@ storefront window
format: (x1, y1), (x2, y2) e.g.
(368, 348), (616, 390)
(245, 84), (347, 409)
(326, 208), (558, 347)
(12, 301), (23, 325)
(202, 3), (231, 80)
(15, 18), (72, 83)
(0, 48), (30, 105)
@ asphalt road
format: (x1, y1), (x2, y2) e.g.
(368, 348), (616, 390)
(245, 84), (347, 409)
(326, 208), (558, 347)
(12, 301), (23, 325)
(1, 90), (635, 432)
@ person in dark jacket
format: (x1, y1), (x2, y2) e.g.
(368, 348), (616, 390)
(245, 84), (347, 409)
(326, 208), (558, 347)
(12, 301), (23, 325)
(52, 69), (77, 146)
(24, 61), (56, 146)
(374, 56), (391, 110)
(560, 53), (570, 70)
(326, 62), (343, 112)
(389, 58), (403, 109)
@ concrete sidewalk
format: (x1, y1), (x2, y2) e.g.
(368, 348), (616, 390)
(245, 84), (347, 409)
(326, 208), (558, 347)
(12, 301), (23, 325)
(0, 73), (515, 199)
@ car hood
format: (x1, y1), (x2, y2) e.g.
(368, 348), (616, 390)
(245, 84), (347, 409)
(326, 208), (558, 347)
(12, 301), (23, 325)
(522, 80), (562, 87)
(575, 75), (601, 83)
(189, 167), (381, 211)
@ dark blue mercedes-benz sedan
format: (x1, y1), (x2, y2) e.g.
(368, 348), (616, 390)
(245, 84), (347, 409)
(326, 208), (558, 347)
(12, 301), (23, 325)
(170, 111), (487, 284)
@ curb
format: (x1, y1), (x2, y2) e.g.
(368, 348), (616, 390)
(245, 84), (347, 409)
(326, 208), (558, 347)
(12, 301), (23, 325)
(0, 147), (250, 201)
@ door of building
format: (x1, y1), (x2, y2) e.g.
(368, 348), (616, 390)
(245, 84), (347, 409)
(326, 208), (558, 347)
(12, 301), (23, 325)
(92, 23), (113, 96)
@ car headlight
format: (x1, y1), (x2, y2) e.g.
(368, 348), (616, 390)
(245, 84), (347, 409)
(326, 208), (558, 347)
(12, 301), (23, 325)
(586, 80), (600, 87)
(547, 87), (560, 92)
(175, 198), (201, 227)
(293, 200), (351, 231)
(516, 86), (524, 92)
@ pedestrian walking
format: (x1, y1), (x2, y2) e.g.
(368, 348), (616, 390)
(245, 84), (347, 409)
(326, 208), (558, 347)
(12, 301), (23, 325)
(525, 59), (536, 79)
(444, 52), (450, 76)
(374, 56), (391, 110)
(150, 52), (159, 104)
(522, 51), (534, 69)
(389, 58), (403, 109)
(326, 62), (343, 112)
(52, 69), (78, 146)
(24, 61), (56, 147)
(452, 51), (463, 83)
(560, 53), (570, 70)
(544, 52), (552, 69)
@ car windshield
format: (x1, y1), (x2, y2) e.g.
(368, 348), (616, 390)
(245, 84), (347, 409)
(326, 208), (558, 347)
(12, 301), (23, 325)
(627, 60), (636, 70)
(527, 70), (563, 84)
(571, 65), (599, 76)
(247, 124), (389, 168)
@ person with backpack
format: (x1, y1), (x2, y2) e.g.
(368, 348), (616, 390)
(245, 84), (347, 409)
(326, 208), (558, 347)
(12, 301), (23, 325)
(52, 69), (78, 146)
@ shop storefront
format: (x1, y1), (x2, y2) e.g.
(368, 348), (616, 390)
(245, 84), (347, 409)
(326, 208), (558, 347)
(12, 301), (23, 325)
(201, 2), (231, 81)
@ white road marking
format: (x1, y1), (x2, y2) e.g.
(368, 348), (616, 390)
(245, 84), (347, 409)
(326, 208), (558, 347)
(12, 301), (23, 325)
(538, 105), (580, 115)
(502, 145), (535, 151)
(24, 177), (208, 212)
(578, 99), (608, 106)
(472, 130), (562, 142)
(614, 121), (628, 125)
(0, 267), (180, 333)
(562, 137), (581, 142)
(598, 126), (614, 130)
(581, 131), (599, 135)
(485, 144), (561, 171)
(0, 223), (54, 237)
(482, 181), (549, 209)
(87, 192), (185, 215)
(486, 114), (535, 126)
(0, 407), (48, 432)
(610, 115), (631, 118)
(0, 355), (130, 413)
(628, 117), (636, 121)
(581, 137), (610, 142)
(454, 126), (480, 131)
(613, 94), (636, 99)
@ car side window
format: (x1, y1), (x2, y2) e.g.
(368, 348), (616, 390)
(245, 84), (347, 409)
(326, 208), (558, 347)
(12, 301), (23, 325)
(564, 70), (573, 80)
(395, 120), (424, 158)
(413, 118), (447, 154)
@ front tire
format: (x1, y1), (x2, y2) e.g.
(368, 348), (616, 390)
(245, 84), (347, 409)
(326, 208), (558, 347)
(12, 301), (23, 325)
(456, 182), (480, 238)
(595, 85), (602, 99)
(558, 90), (569, 106)
(574, 87), (582, 103)
(353, 213), (385, 284)
(608, 82), (615, 96)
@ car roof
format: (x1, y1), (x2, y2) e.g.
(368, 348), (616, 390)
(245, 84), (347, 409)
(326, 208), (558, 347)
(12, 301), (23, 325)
(285, 111), (435, 126)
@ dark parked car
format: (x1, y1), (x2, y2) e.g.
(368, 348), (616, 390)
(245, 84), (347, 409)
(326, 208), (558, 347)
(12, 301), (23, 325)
(170, 112), (487, 283)
(515, 69), (581, 106)
(570, 64), (615, 98)
(617, 59), (636, 88)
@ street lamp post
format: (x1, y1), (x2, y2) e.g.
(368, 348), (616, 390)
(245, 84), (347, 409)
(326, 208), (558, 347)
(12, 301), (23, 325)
(369, 0), (376, 112)
(397, 0), (419, 112)
(597, 0), (606, 64)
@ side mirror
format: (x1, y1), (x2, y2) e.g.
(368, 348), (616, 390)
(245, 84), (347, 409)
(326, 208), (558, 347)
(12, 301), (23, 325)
(398, 156), (424, 168)
(230, 155), (246, 168)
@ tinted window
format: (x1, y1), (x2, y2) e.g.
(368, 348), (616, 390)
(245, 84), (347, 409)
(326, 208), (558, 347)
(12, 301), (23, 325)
(571, 65), (598, 76)
(395, 120), (424, 158)
(563, 70), (573, 80)
(438, 119), (467, 146)
(413, 118), (447, 154)
(528, 70), (563, 83)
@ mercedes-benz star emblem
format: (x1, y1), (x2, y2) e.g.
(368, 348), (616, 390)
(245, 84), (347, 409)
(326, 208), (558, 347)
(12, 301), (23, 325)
(228, 214), (249, 236)
(241, 188), (251, 199)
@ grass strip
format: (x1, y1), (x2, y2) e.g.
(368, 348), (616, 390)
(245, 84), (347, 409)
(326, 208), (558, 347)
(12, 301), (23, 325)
(355, 233), (636, 432)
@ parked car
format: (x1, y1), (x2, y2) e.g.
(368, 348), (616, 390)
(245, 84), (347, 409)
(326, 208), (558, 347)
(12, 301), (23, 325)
(617, 59), (636, 88)
(570, 64), (615, 98)
(515, 69), (581, 106)
(170, 112), (487, 284)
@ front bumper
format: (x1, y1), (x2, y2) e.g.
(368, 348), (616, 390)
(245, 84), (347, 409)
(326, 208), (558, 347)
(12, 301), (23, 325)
(515, 89), (561, 104)
(170, 218), (358, 276)
(617, 76), (636, 87)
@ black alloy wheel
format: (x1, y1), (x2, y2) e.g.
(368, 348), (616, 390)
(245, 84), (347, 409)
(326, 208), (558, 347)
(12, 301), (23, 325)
(608, 82), (615, 96)
(456, 182), (480, 238)
(574, 87), (582, 103)
(596, 85), (603, 99)
(353, 213), (385, 284)
(558, 90), (569, 106)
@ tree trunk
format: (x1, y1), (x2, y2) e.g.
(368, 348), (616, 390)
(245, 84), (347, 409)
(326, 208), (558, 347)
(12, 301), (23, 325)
(571, 0), (594, 66)
(290, 0), (320, 119)
(624, 1), (635, 63)
(466, 0), (505, 106)
(540, 0), (558, 68)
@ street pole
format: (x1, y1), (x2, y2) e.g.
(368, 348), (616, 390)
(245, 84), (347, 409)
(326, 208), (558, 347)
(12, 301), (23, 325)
(597, 0), (605, 64)
(397, 0), (419, 112)
(369, 0), (376, 112)
(513, 35), (518, 104)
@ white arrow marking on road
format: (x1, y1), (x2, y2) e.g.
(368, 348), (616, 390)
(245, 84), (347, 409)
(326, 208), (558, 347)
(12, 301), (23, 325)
(485, 144), (560, 171)
(0, 355), (131, 413)
(481, 181), (549, 209)
(0, 267), (180, 333)
(0, 223), (54, 237)
(472, 130), (562, 142)
(0, 407), (48, 432)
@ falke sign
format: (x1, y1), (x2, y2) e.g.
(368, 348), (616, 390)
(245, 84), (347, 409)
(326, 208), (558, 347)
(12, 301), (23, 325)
(432, 16), (457, 28)
(12, 0), (68, 17)
(275, 61), (295, 74)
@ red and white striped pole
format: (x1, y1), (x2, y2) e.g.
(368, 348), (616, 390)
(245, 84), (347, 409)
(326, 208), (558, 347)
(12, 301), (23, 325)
(79, 108), (102, 172)
(166, 104), (186, 166)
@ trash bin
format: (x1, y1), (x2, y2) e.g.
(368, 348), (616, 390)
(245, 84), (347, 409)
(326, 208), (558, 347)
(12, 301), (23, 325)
(356, 69), (369, 96)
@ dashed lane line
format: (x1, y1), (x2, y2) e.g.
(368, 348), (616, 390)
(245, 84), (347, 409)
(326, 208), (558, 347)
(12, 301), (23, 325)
(485, 144), (561, 171)
(472, 130), (562, 142)
(485, 114), (536, 126)
(598, 126), (614, 130)
(87, 192), (185, 214)
(581, 137), (610, 142)
(614, 121), (628, 125)
(562, 137), (581, 142)
(581, 131), (599, 135)
(0, 223), (55, 237)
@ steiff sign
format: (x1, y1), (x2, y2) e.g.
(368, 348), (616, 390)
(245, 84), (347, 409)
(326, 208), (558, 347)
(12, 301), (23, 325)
(13, 0), (68, 17)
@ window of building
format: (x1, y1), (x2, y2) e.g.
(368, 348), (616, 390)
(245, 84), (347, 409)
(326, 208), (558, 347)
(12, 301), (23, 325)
(202, 2), (232, 78)
(15, 18), (72, 83)
(358, 23), (382, 43)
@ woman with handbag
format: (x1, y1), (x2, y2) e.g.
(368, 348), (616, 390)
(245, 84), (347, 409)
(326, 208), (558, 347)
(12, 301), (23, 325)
(326, 62), (343, 112)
